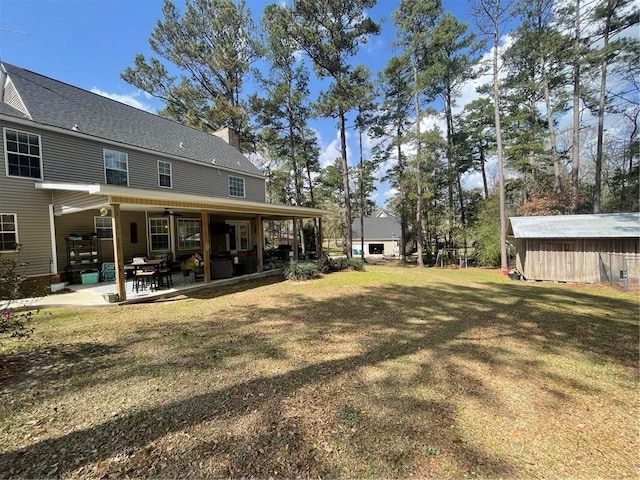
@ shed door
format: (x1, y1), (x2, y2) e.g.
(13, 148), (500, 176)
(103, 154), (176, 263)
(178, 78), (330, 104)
(535, 243), (574, 281)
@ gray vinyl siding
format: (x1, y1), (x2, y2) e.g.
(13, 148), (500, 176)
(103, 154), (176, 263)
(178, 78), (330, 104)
(1, 119), (266, 201)
(54, 210), (152, 271)
(1, 118), (267, 277)
(0, 176), (53, 276)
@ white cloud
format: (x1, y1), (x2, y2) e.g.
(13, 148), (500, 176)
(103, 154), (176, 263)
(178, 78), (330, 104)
(318, 128), (353, 168)
(90, 88), (155, 113)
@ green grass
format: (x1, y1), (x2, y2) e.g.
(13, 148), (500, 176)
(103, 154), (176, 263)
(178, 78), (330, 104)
(0, 266), (638, 479)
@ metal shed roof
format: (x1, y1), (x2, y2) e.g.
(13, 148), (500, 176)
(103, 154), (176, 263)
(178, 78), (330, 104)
(509, 212), (640, 238)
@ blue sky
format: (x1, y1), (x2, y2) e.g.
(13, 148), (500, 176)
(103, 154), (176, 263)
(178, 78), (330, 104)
(0, 0), (486, 205)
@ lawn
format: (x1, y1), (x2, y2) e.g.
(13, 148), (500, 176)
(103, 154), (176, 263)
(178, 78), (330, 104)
(0, 265), (638, 479)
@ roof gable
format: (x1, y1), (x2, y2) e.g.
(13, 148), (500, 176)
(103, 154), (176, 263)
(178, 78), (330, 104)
(352, 217), (401, 239)
(0, 62), (261, 176)
(509, 212), (640, 238)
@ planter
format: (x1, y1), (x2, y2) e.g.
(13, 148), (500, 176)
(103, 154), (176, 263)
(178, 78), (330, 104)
(103, 293), (119, 303)
(50, 282), (66, 293)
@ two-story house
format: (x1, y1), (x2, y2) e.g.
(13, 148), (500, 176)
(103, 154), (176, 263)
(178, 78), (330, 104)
(0, 62), (325, 301)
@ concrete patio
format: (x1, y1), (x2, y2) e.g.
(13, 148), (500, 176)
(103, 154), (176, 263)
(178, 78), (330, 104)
(3, 269), (283, 309)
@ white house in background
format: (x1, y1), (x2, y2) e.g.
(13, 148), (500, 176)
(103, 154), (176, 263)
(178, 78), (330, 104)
(351, 214), (401, 257)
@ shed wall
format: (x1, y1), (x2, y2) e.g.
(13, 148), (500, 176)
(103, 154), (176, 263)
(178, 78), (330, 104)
(516, 237), (639, 283)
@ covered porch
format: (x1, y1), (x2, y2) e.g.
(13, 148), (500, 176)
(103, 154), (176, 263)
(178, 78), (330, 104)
(37, 182), (327, 302)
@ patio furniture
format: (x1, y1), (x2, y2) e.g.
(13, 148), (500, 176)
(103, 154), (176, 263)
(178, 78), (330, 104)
(130, 258), (165, 293)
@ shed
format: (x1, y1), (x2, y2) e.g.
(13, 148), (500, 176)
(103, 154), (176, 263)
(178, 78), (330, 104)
(508, 213), (640, 283)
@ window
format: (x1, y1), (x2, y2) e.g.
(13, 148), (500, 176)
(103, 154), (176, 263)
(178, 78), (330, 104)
(229, 176), (245, 198)
(0, 214), (18, 252)
(158, 160), (172, 188)
(4, 128), (42, 179)
(104, 149), (128, 185)
(149, 218), (169, 251)
(94, 216), (113, 239)
(177, 218), (201, 250)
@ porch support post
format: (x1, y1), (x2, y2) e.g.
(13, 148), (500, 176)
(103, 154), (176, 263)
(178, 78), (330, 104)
(256, 215), (264, 273)
(201, 210), (211, 282)
(292, 217), (299, 261)
(111, 203), (126, 302)
(317, 217), (323, 258)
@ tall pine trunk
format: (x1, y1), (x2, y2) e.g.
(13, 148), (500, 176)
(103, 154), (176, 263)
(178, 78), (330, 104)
(339, 109), (353, 258)
(491, 0), (508, 275)
(594, 3), (611, 214)
(413, 62), (424, 267)
(570, 0), (581, 213)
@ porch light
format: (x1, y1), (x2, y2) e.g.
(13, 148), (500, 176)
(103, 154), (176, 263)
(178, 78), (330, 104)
(99, 207), (109, 217)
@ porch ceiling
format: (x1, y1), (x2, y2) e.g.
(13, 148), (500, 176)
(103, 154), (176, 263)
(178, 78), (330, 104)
(36, 181), (328, 219)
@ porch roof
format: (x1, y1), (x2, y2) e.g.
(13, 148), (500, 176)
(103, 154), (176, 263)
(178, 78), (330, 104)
(35, 181), (328, 219)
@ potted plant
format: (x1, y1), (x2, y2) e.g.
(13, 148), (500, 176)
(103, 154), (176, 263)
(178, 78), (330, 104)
(180, 254), (204, 278)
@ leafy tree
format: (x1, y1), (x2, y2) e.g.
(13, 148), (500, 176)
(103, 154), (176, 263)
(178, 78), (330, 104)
(427, 12), (484, 230)
(0, 251), (44, 340)
(455, 97), (495, 199)
(472, 196), (501, 267)
(584, 0), (639, 212)
(393, 0), (442, 266)
(471, 0), (514, 275)
(121, 0), (260, 148)
(510, 0), (570, 195)
(290, 0), (380, 259)
(251, 3), (320, 251)
(371, 56), (414, 261)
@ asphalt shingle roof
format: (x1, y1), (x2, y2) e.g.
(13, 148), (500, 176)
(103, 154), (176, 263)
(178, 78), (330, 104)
(1, 62), (261, 176)
(352, 217), (401, 240)
(509, 212), (640, 238)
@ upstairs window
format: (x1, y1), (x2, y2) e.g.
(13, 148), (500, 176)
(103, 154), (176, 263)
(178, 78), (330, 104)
(104, 149), (128, 185)
(158, 160), (172, 188)
(0, 213), (18, 252)
(229, 176), (245, 198)
(4, 128), (42, 180)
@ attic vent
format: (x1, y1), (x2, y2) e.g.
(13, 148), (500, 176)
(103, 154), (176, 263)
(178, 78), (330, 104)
(72, 124), (79, 131)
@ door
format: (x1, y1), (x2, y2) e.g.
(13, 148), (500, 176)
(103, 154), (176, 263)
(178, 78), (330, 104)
(535, 242), (573, 281)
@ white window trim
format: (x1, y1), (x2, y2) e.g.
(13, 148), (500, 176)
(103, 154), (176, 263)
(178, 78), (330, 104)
(3, 127), (44, 181)
(103, 148), (129, 186)
(177, 218), (201, 251)
(229, 175), (246, 198)
(226, 220), (251, 252)
(158, 160), (173, 189)
(0, 213), (19, 253)
(94, 216), (113, 240)
(148, 217), (170, 253)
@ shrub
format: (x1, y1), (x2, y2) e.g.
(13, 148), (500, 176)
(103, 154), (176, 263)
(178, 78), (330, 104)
(0, 250), (42, 340)
(346, 258), (365, 271)
(316, 256), (365, 273)
(283, 261), (319, 281)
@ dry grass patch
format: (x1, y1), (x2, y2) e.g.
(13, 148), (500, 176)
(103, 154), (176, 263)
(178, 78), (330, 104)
(0, 267), (638, 479)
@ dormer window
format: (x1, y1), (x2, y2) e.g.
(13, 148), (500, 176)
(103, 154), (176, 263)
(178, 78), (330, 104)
(4, 128), (42, 180)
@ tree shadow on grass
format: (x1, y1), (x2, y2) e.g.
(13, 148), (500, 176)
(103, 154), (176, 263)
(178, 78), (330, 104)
(0, 275), (637, 478)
